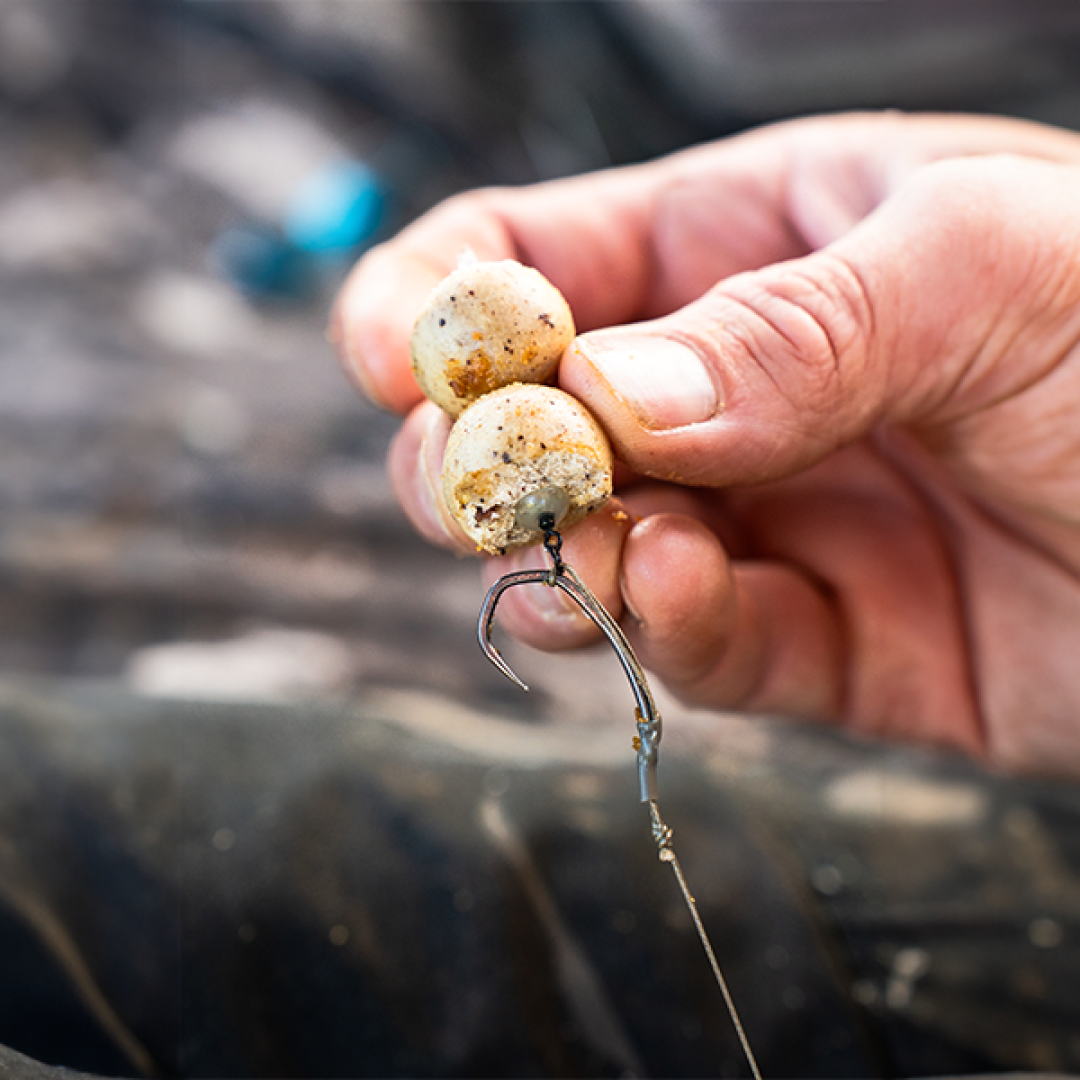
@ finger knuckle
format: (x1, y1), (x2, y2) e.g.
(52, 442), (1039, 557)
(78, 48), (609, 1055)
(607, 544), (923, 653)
(720, 254), (877, 425)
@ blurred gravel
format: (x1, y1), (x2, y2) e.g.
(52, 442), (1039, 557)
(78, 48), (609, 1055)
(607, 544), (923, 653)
(0, 1), (492, 714)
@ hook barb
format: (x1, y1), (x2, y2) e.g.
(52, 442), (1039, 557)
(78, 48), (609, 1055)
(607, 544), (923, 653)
(477, 568), (546, 692)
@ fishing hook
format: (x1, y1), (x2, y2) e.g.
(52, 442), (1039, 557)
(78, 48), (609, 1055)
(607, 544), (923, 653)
(478, 514), (660, 803)
(477, 512), (763, 1080)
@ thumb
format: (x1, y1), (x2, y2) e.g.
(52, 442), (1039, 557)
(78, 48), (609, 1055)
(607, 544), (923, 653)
(560, 155), (1080, 487)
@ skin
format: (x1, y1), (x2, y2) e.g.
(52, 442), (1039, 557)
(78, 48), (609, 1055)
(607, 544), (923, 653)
(331, 112), (1080, 778)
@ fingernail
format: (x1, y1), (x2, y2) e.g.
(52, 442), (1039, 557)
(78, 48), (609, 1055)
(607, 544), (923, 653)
(576, 336), (720, 429)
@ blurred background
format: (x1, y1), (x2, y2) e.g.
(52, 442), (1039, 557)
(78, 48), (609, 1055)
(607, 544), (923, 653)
(2, 2), (1080, 1078)
(6, 0), (1080, 704)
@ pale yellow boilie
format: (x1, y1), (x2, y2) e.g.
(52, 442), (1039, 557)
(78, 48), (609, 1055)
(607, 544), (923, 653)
(411, 258), (612, 551)
(441, 383), (613, 555)
(411, 259), (575, 417)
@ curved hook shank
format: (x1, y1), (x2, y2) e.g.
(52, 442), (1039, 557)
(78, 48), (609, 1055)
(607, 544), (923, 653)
(478, 563), (662, 801)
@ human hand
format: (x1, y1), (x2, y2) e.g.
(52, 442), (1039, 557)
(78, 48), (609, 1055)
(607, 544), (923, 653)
(332, 112), (1080, 776)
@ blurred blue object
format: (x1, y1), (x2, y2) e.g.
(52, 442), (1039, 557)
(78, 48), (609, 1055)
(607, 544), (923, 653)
(283, 159), (384, 255)
(210, 225), (307, 299)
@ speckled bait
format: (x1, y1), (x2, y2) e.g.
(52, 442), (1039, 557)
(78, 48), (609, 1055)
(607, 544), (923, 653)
(411, 255), (574, 417)
(480, 509), (763, 1080)
(411, 254), (612, 554)
(441, 382), (613, 554)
